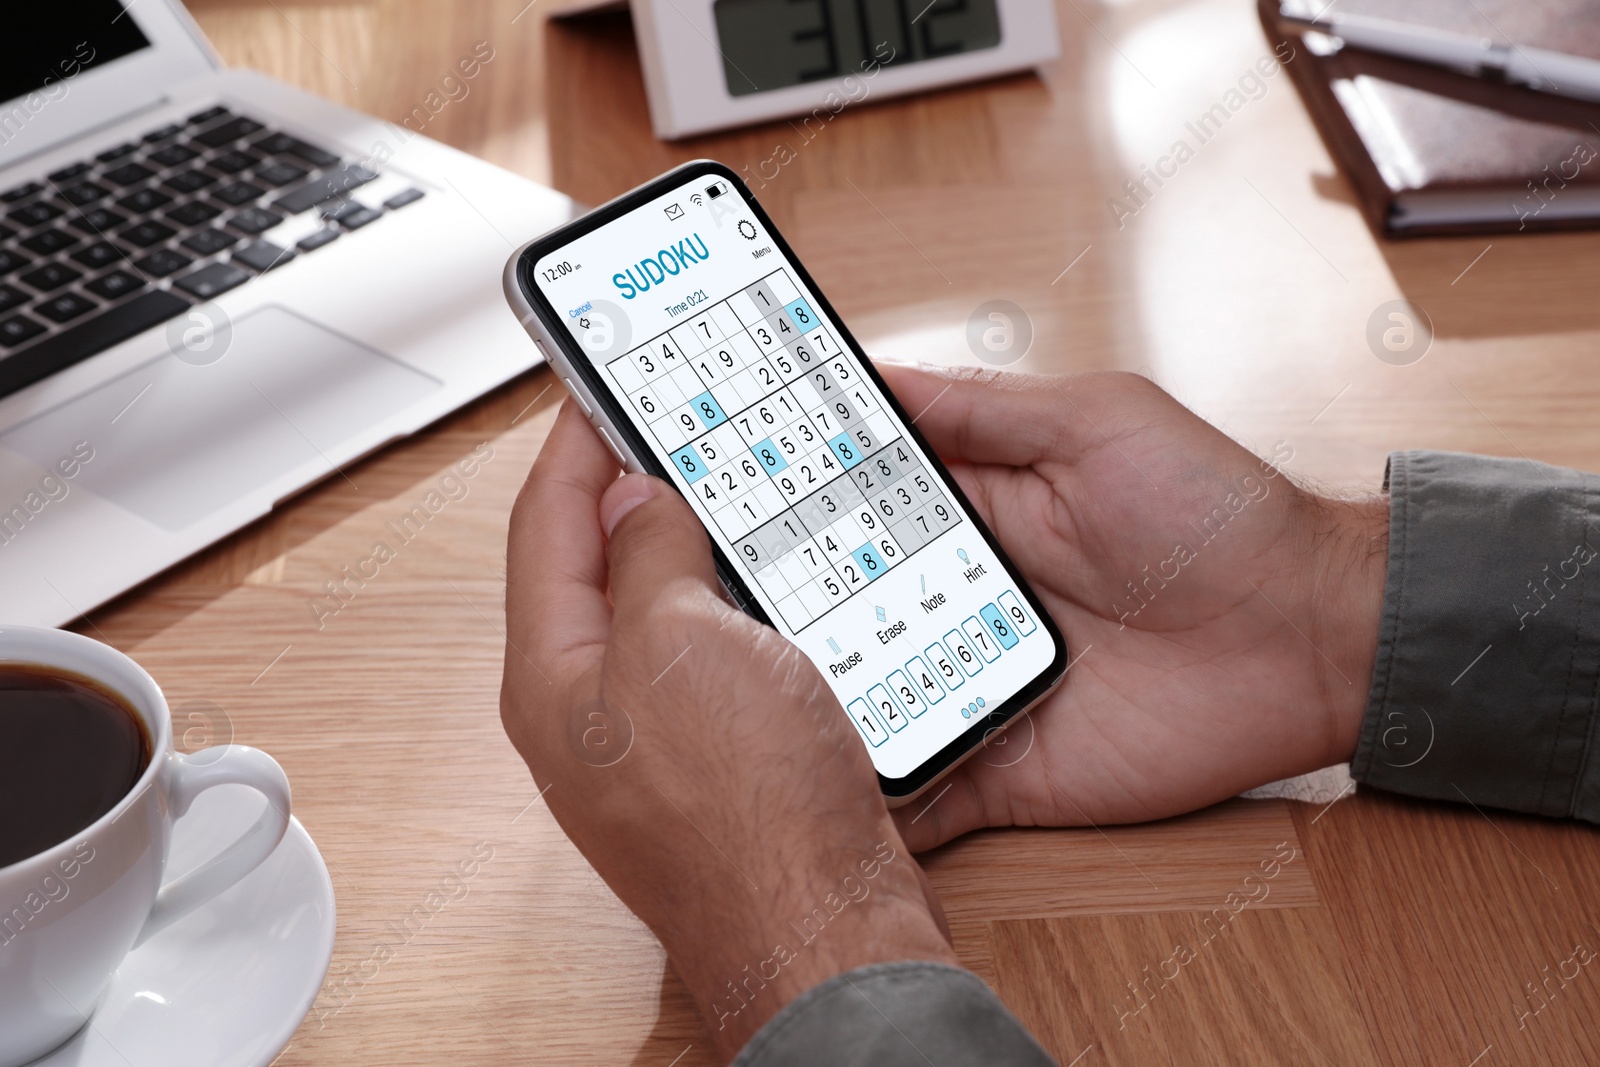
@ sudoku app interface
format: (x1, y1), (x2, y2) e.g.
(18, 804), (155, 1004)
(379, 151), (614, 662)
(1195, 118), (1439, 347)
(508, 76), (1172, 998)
(535, 176), (1058, 779)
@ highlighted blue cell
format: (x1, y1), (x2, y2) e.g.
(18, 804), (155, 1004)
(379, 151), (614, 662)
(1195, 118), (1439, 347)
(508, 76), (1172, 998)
(670, 444), (709, 483)
(981, 602), (1019, 649)
(688, 390), (727, 428)
(827, 431), (864, 470)
(783, 297), (817, 330)
(751, 438), (788, 474)
(852, 544), (887, 582)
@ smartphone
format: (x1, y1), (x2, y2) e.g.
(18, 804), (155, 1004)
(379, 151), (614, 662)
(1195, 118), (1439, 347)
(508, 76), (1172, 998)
(504, 160), (1067, 804)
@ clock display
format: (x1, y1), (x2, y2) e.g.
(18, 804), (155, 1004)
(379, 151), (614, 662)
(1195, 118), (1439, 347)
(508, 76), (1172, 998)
(712, 0), (1001, 97)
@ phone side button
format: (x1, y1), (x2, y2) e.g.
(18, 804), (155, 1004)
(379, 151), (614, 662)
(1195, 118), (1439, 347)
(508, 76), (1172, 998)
(595, 424), (629, 467)
(563, 377), (593, 418)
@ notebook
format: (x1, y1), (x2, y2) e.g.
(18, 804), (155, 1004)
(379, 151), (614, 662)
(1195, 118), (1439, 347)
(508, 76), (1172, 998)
(1260, 0), (1600, 236)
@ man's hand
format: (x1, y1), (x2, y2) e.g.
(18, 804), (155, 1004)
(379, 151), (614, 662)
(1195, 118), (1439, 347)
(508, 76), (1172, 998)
(877, 364), (1388, 850)
(500, 402), (957, 1059)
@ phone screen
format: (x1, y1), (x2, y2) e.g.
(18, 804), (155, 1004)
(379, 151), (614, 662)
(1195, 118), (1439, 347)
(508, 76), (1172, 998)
(529, 168), (1062, 785)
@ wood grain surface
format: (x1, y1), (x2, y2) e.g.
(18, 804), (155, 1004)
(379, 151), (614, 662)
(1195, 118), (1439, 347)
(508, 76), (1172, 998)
(75, 0), (1600, 1063)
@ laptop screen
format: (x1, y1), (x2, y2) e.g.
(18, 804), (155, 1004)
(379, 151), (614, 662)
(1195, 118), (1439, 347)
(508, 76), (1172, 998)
(1, 4), (152, 106)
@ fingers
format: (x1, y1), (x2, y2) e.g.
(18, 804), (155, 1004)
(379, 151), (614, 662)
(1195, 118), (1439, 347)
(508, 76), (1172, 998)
(506, 399), (620, 676)
(876, 361), (1136, 468)
(602, 473), (722, 624)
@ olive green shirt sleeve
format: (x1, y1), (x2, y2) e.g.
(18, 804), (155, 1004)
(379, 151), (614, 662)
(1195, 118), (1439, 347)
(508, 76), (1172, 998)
(731, 962), (1057, 1067)
(1352, 450), (1600, 821)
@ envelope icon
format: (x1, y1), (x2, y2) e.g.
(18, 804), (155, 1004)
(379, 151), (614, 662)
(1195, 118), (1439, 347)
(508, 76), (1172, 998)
(664, 204), (684, 219)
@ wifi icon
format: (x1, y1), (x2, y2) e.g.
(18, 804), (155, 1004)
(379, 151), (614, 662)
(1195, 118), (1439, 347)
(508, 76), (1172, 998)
(689, 193), (704, 207)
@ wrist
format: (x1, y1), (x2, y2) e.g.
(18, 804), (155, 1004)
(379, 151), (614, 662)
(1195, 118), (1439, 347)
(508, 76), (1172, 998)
(1300, 489), (1390, 766)
(661, 834), (957, 1058)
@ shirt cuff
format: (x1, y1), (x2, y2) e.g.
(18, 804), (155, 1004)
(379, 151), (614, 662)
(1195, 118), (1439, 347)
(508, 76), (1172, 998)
(1352, 450), (1600, 821)
(731, 961), (1056, 1067)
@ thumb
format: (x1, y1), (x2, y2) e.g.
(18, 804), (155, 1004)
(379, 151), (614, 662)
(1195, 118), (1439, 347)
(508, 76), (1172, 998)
(876, 360), (1106, 468)
(601, 473), (722, 617)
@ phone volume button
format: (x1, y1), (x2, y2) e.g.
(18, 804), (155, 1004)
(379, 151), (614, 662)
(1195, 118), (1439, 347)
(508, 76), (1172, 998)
(596, 425), (628, 467)
(563, 377), (593, 418)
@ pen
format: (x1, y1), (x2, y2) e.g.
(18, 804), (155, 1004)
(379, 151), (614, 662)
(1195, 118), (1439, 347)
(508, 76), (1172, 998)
(1278, 8), (1600, 105)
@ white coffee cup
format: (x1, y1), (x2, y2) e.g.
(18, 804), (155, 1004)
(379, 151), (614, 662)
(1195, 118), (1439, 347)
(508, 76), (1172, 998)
(0, 625), (292, 1067)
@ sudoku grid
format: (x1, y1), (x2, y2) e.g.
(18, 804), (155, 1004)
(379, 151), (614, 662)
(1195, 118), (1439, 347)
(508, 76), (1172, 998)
(600, 267), (963, 632)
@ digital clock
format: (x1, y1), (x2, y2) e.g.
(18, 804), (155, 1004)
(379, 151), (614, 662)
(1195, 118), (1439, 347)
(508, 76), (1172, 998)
(627, 0), (1059, 138)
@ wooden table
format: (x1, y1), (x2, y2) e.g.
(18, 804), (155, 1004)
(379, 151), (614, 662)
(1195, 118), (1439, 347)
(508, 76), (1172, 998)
(109, 0), (1600, 1063)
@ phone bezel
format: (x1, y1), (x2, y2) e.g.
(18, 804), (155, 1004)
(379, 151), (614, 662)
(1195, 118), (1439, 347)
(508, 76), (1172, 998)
(510, 159), (1069, 802)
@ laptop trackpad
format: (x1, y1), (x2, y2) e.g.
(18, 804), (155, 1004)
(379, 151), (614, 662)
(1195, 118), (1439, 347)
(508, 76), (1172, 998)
(0, 306), (440, 531)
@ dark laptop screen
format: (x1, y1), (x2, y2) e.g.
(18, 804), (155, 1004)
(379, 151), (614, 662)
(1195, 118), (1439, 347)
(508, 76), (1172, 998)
(0, 3), (152, 106)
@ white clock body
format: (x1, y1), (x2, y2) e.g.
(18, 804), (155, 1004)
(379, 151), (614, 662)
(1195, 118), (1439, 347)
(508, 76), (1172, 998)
(628, 0), (1060, 139)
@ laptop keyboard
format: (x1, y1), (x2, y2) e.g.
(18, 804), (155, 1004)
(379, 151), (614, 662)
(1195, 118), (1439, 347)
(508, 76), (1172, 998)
(0, 106), (425, 400)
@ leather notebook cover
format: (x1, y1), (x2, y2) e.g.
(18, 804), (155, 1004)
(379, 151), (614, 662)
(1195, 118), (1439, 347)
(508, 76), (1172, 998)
(1259, 0), (1600, 237)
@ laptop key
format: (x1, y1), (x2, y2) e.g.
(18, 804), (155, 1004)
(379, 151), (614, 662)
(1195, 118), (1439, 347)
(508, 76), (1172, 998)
(194, 117), (265, 149)
(144, 123), (186, 143)
(321, 198), (365, 221)
(0, 285), (27, 314)
(35, 293), (98, 325)
(20, 263), (84, 292)
(0, 224), (13, 241)
(256, 162), (308, 187)
(8, 201), (64, 227)
(208, 150), (258, 175)
(96, 143), (140, 163)
(68, 208), (127, 234)
(148, 144), (200, 167)
(168, 201), (222, 227)
(20, 229), (79, 256)
(339, 207), (383, 230)
(1, 182), (45, 204)
(181, 228), (237, 255)
(122, 221), (178, 247)
(163, 170), (216, 194)
(0, 314), (47, 348)
(252, 133), (340, 168)
(174, 262), (250, 299)
(85, 270), (146, 300)
(60, 182), (110, 206)
(117, 188), (173, 214)
(47, 162), (93, 184)
(297, 227), (340, 252)
(133, 249), (194, 277)
(228, 207), (281, 235)
(0, 249), (31, 274)
(104, 163), (157, 187)
(275, 164), (378, 215)
(0, 290), (189, 397)
(214, 181), (264, 206)
(384, 188), (426, 210)
(70, 242), (130, 269)
(188, 106), (230, 126)
(233, 240), (295, 273)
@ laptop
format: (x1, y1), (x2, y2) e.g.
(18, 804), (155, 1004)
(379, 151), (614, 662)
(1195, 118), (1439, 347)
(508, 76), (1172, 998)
(0, 2), (576, 628)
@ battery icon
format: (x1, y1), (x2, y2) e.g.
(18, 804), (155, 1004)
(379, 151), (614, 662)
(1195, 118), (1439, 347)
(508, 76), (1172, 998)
(706, 181), (728, 199)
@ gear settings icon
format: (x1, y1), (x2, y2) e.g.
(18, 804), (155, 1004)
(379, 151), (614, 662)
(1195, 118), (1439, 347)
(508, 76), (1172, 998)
(738, 220), (757, 240)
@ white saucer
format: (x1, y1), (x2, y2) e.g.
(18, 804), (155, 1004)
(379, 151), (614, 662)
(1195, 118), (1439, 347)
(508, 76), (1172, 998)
(34, 784), (336, 1067)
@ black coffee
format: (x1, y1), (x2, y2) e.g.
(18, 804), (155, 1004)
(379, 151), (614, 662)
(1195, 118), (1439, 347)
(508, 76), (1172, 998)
(0, 664), (150, 868)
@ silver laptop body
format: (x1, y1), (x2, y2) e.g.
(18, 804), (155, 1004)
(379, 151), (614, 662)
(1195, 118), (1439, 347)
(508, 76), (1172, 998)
(0, 1), (574, 626)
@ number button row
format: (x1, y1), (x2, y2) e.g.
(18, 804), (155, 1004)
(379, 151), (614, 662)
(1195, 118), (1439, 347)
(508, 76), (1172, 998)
(843, 595), (1038, 747)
